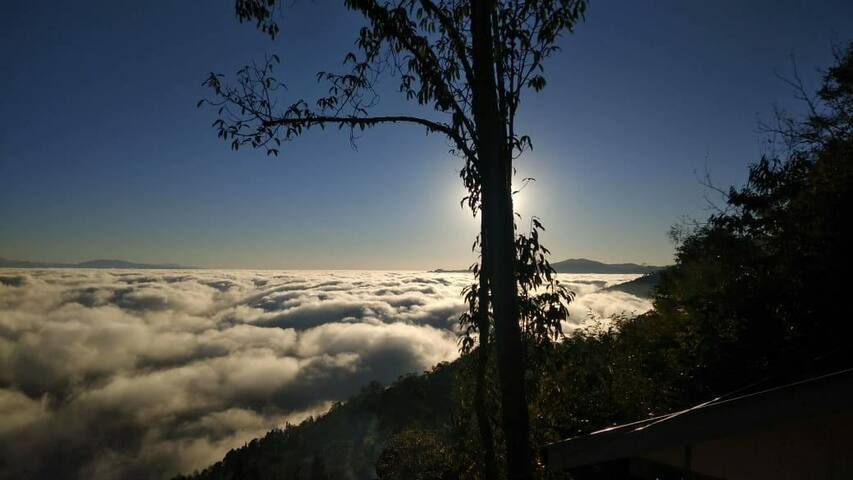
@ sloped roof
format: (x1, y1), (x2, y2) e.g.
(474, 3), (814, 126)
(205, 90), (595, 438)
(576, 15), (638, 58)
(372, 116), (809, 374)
(544, 368), (853, 471)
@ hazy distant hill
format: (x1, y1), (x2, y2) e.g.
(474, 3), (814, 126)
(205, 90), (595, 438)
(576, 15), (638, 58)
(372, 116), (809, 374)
(75, 259), (191, 269)
(550, 258), (663, 274)
(433, 258), (664, 275)
(605, 271), (663, 298)
(0, 257), (194, 269)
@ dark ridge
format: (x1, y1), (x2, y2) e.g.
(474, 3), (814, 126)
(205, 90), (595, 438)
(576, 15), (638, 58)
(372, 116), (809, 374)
(0, 257), (197, 269)
(432, 258), (666, 275)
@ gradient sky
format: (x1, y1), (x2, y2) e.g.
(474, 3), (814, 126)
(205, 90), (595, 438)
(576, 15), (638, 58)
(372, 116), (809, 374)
(1, 1), (850, 269)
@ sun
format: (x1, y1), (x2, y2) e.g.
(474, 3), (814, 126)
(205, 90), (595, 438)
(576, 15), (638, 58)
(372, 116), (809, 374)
(512, 177), (534, 216)
(446, 175), (535, 222)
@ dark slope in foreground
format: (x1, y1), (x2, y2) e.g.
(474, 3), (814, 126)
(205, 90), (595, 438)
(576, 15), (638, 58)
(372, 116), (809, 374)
(175, 362), (457, 480)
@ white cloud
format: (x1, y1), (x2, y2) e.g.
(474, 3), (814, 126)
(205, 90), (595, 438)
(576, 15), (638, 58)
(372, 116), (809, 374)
(0, 268), (649, 479)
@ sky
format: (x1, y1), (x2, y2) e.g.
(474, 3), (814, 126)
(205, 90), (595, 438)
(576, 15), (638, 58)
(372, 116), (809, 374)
(1, 0), (850, 269)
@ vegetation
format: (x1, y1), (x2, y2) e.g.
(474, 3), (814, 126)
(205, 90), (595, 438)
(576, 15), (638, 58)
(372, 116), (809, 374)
(531, 41), (853, 443)
(375, 430), (458, 480)
(651, 42), (853, 398)
(175, 363), (457, 480)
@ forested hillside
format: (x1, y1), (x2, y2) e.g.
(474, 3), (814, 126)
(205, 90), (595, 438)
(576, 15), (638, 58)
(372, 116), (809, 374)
(176, 363), (457, 480)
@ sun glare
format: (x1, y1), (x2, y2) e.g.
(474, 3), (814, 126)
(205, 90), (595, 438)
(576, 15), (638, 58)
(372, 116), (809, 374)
(448, 177), (534, 223)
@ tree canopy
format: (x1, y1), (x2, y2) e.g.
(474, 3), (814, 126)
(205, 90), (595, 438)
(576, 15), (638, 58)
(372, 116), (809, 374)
(652, 43), (853, 396)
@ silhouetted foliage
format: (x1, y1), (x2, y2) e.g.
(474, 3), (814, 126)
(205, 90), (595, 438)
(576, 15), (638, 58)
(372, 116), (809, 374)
(376, 430), (459, 480)
(649, 42), (853, 397)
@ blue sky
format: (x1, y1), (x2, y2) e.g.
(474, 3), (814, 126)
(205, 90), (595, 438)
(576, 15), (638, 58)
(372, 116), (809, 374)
(1, 0), (850, 269)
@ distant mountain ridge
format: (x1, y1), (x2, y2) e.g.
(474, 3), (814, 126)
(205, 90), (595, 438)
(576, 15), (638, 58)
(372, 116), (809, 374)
(3, 257), (663, 273)
(550, 258), (663, 274)
(0, 257), (195, 269)
(433, 258), (665, 275)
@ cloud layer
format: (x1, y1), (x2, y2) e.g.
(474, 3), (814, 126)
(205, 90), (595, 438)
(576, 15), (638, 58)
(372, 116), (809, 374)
(0, 269), (649, 479)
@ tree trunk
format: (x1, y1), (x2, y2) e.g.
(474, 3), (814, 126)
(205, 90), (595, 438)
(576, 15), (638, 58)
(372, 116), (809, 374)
(470, 1), (532, 479)
(474, 233), (498, 479)
(481, 142), (531, 480)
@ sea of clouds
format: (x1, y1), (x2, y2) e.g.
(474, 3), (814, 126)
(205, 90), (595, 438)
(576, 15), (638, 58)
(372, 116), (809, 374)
(0, 268), (650, 479)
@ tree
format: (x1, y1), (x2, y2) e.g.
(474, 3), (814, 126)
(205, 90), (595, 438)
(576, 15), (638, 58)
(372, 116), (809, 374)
(652, 42), (853, 396)
(456, 218), (571, 477)
(202, 1), (585, 477)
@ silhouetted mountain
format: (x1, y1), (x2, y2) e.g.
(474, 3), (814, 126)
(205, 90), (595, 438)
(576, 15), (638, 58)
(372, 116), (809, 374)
(0, 257), (195, 269)
(550, 258), (663, 274)
(76, 259), (191, 269)
(0, 258), (68, 268)
(432, 258), (665, 275)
